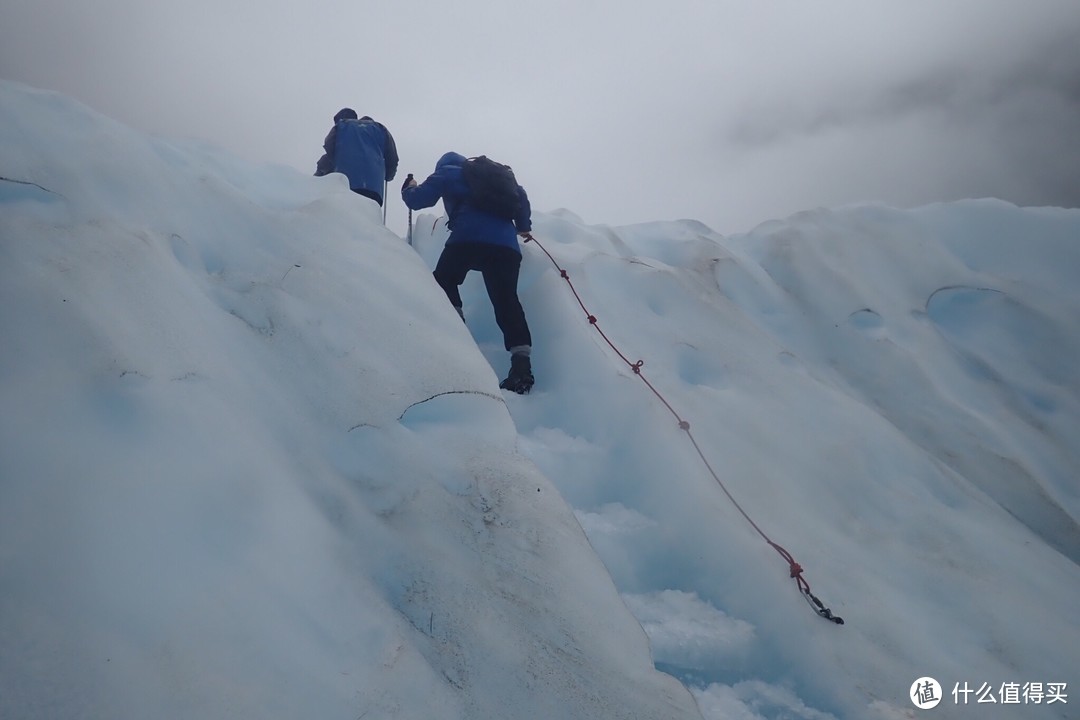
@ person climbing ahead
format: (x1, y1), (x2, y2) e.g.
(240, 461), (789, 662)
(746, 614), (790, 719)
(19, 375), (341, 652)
(314, 108), (398, 206)
(401, 152), (535, 394)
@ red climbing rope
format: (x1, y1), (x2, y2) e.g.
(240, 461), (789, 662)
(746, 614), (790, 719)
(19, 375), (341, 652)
(522, 233), (844, 625)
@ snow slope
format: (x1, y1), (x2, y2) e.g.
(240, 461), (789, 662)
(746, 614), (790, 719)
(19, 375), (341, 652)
(0, 81), (699, 720)
(2, 79), (1079, 719)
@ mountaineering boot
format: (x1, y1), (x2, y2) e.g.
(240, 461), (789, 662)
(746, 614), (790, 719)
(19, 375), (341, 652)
(499, 353), (534, 394)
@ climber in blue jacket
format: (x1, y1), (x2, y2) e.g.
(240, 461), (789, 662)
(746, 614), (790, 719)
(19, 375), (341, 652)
(402, 151), (535, 394)
(315, 108), (398, 206)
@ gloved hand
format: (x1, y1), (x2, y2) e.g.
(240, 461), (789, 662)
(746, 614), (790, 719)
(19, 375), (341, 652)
(401, 173), (416, 193)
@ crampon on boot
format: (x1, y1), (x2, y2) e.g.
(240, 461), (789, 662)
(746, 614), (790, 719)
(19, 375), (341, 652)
(499, 353), (534, 394)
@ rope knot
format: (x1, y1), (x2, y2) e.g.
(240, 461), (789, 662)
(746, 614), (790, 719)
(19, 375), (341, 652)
(588, 315), (597, 324)
(560, 269), (569, 279)
(678, 420), (690, 430)
(789, 562), (803, 579)
(632, 361), (644, 374)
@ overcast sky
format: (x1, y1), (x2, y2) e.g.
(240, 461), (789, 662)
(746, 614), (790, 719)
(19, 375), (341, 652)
(3, 0), (1079, 237)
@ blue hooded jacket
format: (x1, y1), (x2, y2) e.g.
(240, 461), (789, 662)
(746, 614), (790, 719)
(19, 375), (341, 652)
(402, 152), (532, 253)
(315, 116), (398, 200)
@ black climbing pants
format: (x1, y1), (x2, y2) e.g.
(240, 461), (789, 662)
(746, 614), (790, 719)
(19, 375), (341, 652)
(433, 242), (532, 351)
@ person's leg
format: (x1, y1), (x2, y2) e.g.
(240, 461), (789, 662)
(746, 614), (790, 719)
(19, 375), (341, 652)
(353, 188), (383, 206)
(480, 246), (534, 393)
(432, 243), (474, 312)
(480, 247), (531, 352)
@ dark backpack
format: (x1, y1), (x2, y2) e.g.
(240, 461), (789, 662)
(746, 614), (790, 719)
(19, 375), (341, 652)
(461, 156), (520, 220)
